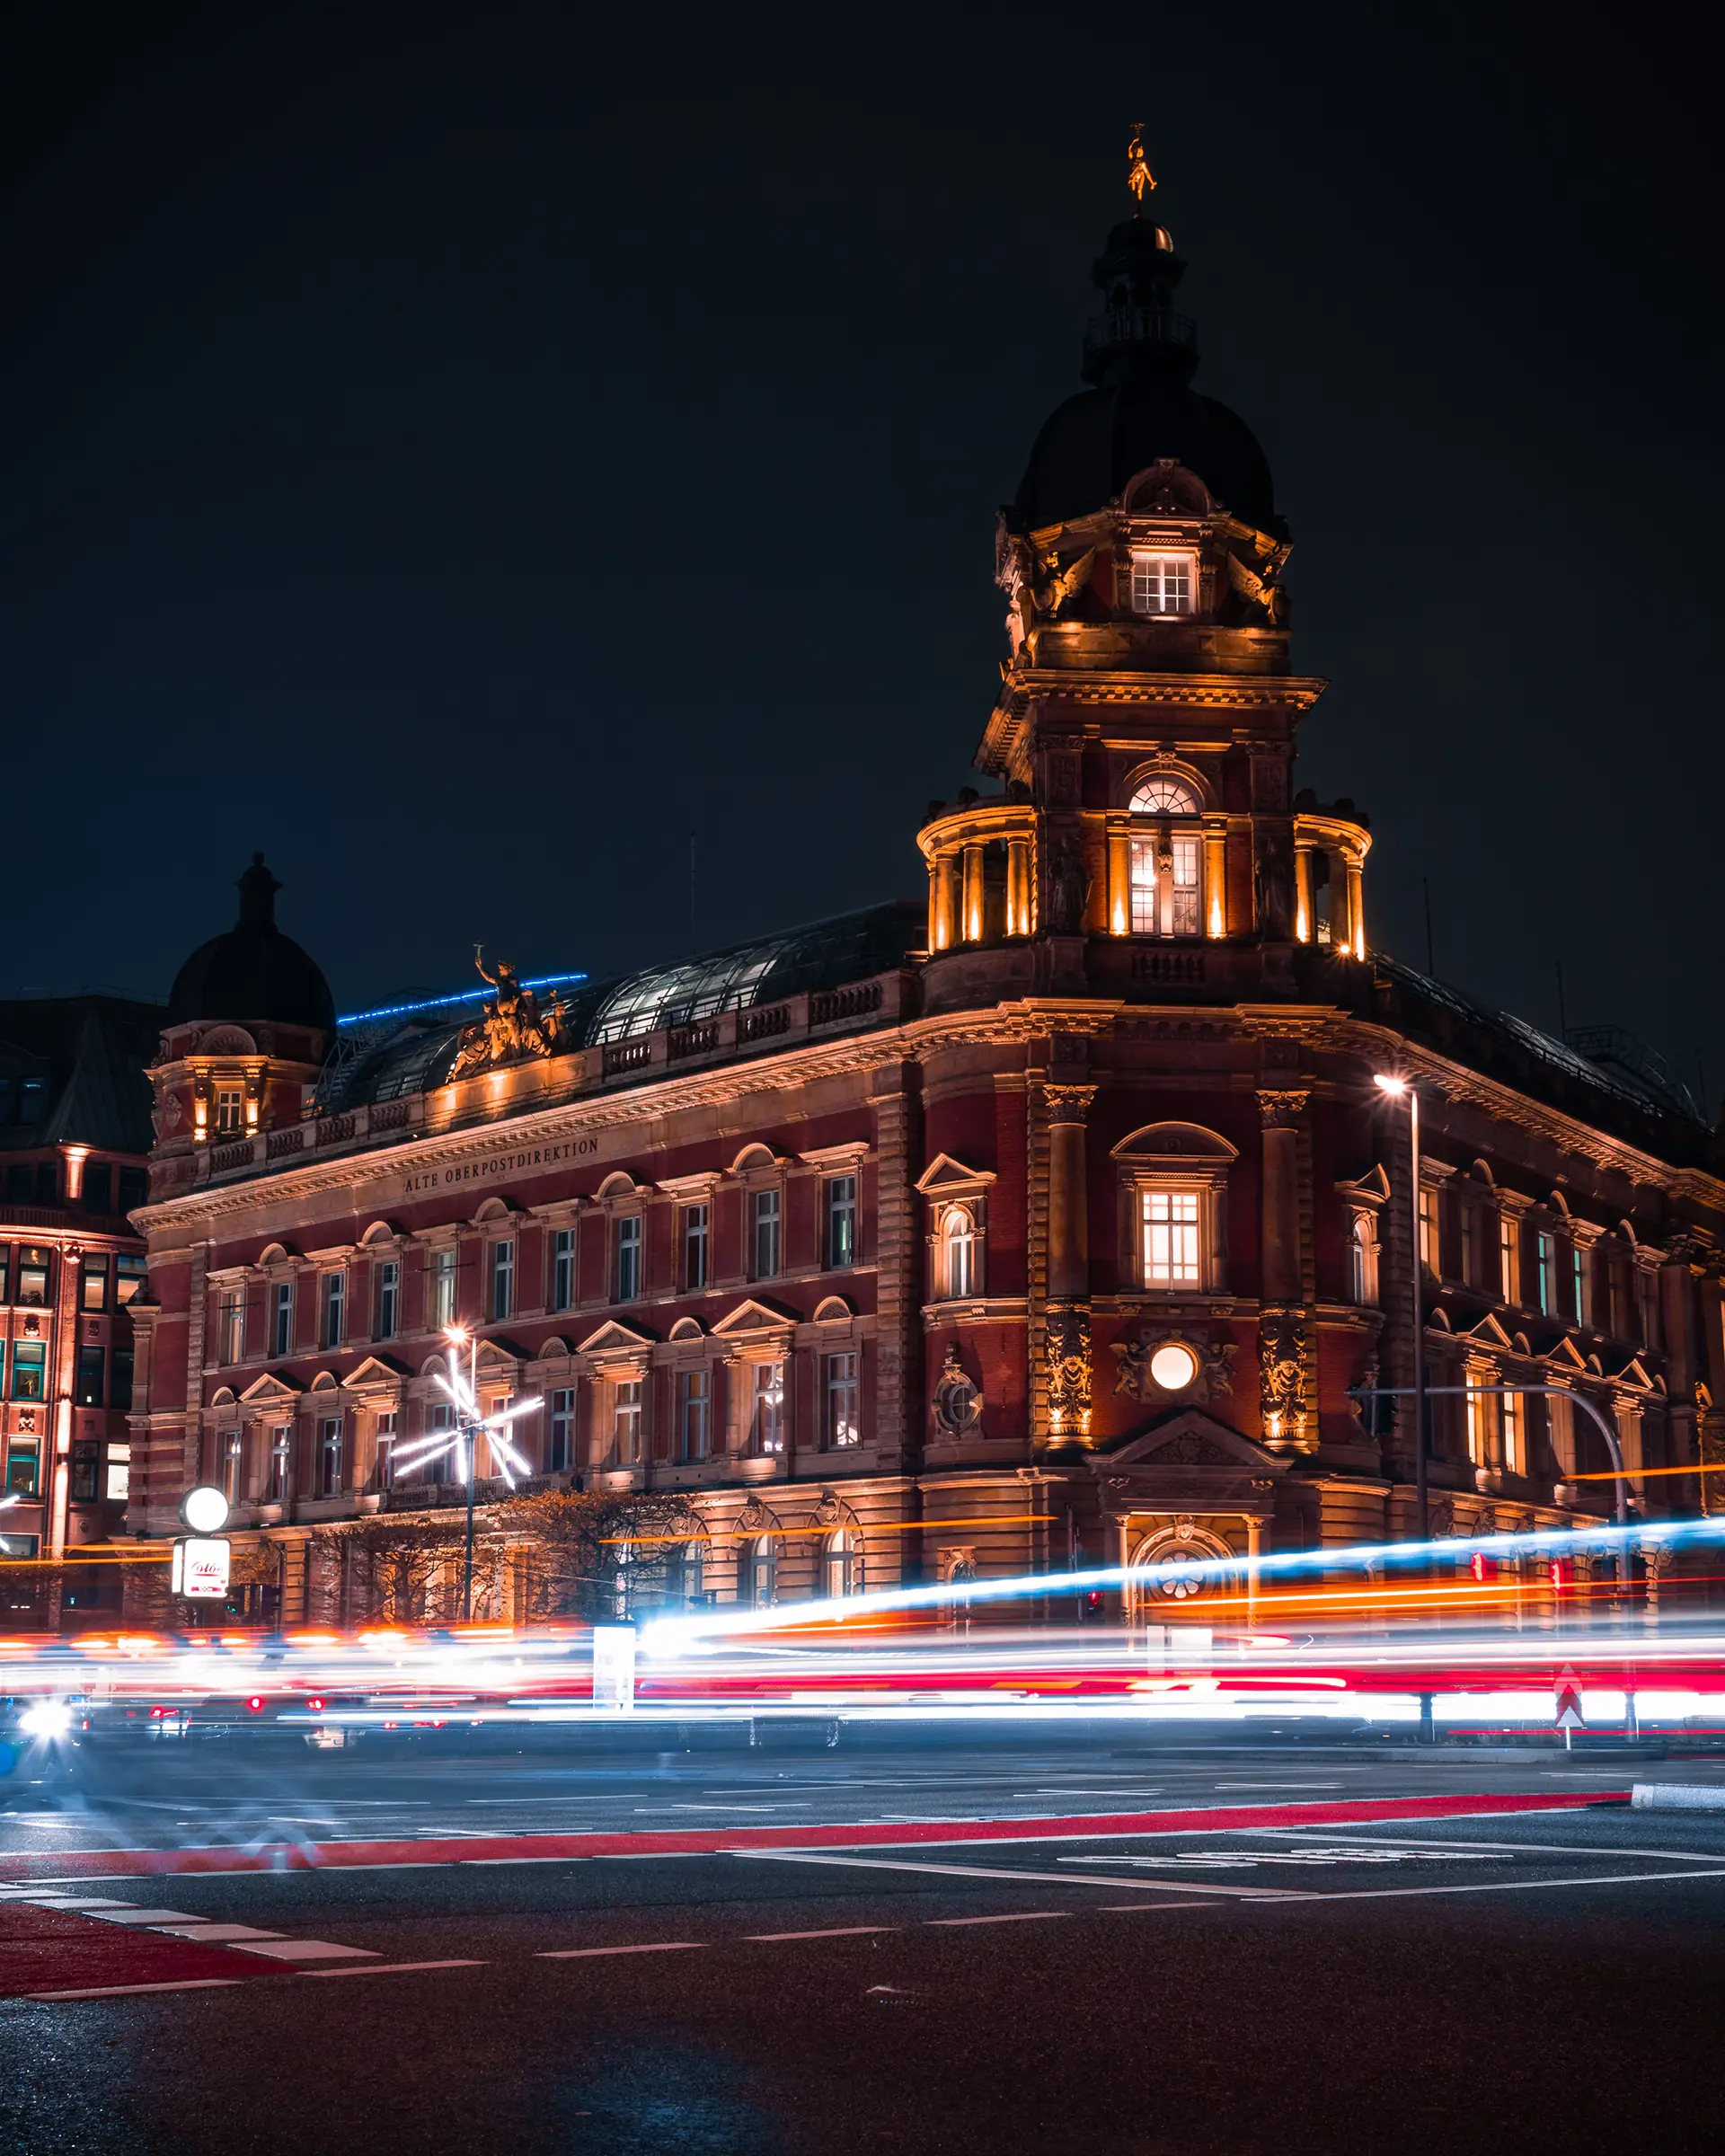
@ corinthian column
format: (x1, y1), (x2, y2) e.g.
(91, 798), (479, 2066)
(1257, 1088), (1311, 1450)
(1044, 1082), (1096, 1444)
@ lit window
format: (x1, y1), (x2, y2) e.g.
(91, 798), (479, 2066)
(80, 1255), (109, 1312)
(1499, 1216), (1521, 1305)
(823, 1527), (859, 1597)
(678, 1367), (711, 1462)
(1502, 1390), (1521, 1475)
(222, 1430), (243, 1503)
(16, 1249), (49, 1305)
(826, 1176), (857, 1269)
(6, 1440), (40, 1493)
(104, 1443), (130, 1502)
(1128, 777), (1200, 817)
(1571, 1244), (1591, 1327)
(219, 1290), (245, 1365)
(318, 1417), (342, 1497)
(615, 1217), (641, 1303)
(683, 1205), (709, 1291)
(942, 1206), (978, 1299)
(268, 1426), (292, 1500)
(272, 1279), (295, 1357)
(750, 1362), (784, 1455)
(751, 1188), (781, 1281)
(1348, 1215), (1378, 1304)
(1128, 831), (1201, 937)
(116, 1253), (147, 1306)
(1130, 553), (1194, 616)
(75, 1344), (104, 1406)
(1465, 1385), (1484, 1467)
(551, 1229), (574, 1312)
(612, 1378), (642, 1465)
(669, 1542), (704, 1608)
(823, 1353), (860, 1449)
(375, 1411), (396, 1490)
(429, 1247), (459, 1330)
(490, 1240), (515, 1322)
(214, 1087), (244, 1135)
(1419, 1189), (1440, 1277)
(9, 1340), (45, 1401)
(748, 1535), (777, 1606)
(548, 1388), (575, 1472)
(1142, 1189), (1200, 1287)
(376, 1259), (399, 1340)
(322, 1271), (346, 1349)
(71, 1442), (100, 1502)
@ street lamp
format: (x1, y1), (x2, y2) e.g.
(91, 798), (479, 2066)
(388, 1324), (540, 1621)
(1374, 1074), (1428, 1542)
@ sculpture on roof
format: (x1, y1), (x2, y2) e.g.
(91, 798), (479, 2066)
(447, 946), (570, 1081)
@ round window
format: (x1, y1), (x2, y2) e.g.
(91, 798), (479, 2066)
(1148, 1342), (1200, 1392)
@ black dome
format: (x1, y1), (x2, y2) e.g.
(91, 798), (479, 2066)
(1011, 212), (1280, 535)
(1014, 379), (1278, 532)
(168, 855), (335, 1034)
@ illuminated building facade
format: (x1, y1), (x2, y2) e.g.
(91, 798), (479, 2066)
(125, 193), (1725, 1628)
(1, 996), (155, 1624)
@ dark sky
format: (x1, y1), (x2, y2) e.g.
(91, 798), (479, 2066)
(4, 4), (1720, 1100)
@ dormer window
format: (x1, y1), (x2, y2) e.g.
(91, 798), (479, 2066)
(1130, 552), (1194, 616)
(215, 1086), (243, 1135)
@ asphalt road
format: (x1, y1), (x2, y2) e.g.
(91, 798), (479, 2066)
(4, 1740), (1725, 2155)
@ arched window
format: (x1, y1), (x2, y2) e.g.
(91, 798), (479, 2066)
(823, 1528), (858, 1599)
(748, 1536), (777, 1607)
(1349, 1214), (1379, 1305)
(668, 1542), (704, 1608)
(942, 1206), (978, 1298)
(1128, 780), (1201, 936)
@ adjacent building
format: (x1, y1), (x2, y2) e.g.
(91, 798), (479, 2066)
(123, 189), (1725, 1629)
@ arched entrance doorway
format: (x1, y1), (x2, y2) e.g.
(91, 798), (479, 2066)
(1126, 1523), (1240, 1627)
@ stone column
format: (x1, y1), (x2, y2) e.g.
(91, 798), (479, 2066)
(1345, 857), (1366, 959)
(1204, 831), (1227, 938)
(1006, 835), (1032, 937)
(932, 850), (959, 953)
(1293, 843), (1314, 943)
(1106, 821), (1130, 936)
(1258, 1091), (1307, 1305)
(1044, 1082), (1095, 1444)
(960, 841), (986, 945)
(1328, 853), (1352, 957)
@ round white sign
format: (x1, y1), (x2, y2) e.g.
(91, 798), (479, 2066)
(1148, 1342), (1199, 1392)
(182, 1485), (230, 1535)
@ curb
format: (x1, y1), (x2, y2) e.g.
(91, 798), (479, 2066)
(1630, 1782), (1725, 1811)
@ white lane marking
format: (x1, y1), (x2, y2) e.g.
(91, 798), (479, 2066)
(229, 1940), (379, 1961)
(745, 1926), (901, 1941)
(1276, 1866), (1725, 1905)
(664, 1805), (795, 1813)
(1273, 1831), (1725, 1862)
(460, 1857), (585, 1867)
(1211, 1782), (1344, 1790)
(537, 1941), (706, 1959)
(4, 1896), (138, 1909)
(928, 1912), (1069, 1927)
(302, 1959), (490, 1978)
(729, 1851), (1294, 1898)
(27, 1980), (243, 2000)
(1096, 1901), (1220, 1912)
(80, 1910), (203, 1926)
(145, 1924), (286, 1941)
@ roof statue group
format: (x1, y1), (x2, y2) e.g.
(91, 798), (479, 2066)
(447, 949), (571, 1081)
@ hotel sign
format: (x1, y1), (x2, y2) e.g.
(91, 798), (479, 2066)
(400, 1135), (605, 1199)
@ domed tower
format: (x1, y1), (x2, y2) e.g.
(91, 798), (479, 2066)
(917, 154), (1369, 1003)
(148, 856), (334, 1193)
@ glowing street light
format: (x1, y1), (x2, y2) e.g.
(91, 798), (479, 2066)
(388, 1324), (540, 1620)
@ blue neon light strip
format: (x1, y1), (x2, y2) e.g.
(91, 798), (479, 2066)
(337, 971), (589, 1029)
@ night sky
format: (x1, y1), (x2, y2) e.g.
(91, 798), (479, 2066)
(4, 4), (1719, 1102)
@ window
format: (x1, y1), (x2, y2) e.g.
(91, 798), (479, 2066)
(548, 1388), (575, 1472)
(1639, 1268), (1662, 1350)
(321, 1271), (345, 1350)
(219, 1290), (245, 1365)
(1129, 552), (1194, 615)
(272, 1279), (294, 1357)
(17, 1249), (49, 1305)
(429, 1247), (458, 1330)
(747, 1535), (777, 1606)
(1419, 1188), (1440, 1276)
(111, 1349), (133, 1410)
(75, 1343), (104, 1407)
(1128, 831), (1200, 937)
(615, 1217), (641, 1303)
(826, 1176), (857, 1269)
(942, 1206), (978, 1299)
(822, 1527), (859, 1598)
(116, 1253), (147, 1306)
(1499, 1215), (1521, 1305)
(221, 1429), (243, 1503)
(268, 1426), (291, 1501)
(823, 1352), (860, 1449)
(82, 1161), (113, 1213)
(81, 1254), (109, 1312)
(1571, 1244), (1592, 1327)
(375, 1411), (396, 1491)
(10, 1341), (46, 1400)
(612, 1378), (642, 1465)
(683, 1206), (709, 1291)
(668, 1542), (704, 1608)
(1464, 1385), (1484, 1467)
(214, 1087), (243, 1135)
(104, 1444), (130, 1502)
(423, 1402), (453, 1484)
(1501, 1390), (1521, 1476)
(750, 1362), (785, 1456)
(71, 1442), (100, 1503)
(551, 1229), (574, 1312)
(1348, 1214), (1378, 1304)
(1142, 1189), (1200, 1288)
(751, 1188), (781, 1280)
(1535, 1230), (1556, 1315)
(6, 1441), (40, 1494)
(678, 1368), (711, 1462)
(118, 1167), (147, 1215)
(490, 1240), (515, 1321)
(376, 1259), (399, 1340)
(1460, 1206), (1480, 1289)
(0, 1249), (8, 1303)
(317, 1416), (342, 1498)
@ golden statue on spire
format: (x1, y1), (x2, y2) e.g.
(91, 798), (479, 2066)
(1126, 123), (1155, 205)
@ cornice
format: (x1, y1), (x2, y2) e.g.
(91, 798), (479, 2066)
(1000, 669), (1328, 711)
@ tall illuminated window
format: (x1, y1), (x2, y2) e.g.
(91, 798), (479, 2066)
(1501, 1390), (1521, 1475)
(429, 1248), (458, 1330)
(1142, 1189), (1200, 1287)
(1535, 1229), (1557, 1314)
(1419, 1188), (1440, 1276)
(823, 1353), (860, 1449)
(942, 1206), (978, 1298)
(219, 1290), (245, 1365)
(1130, 553), (1194, 615)
(1499, 1215), (1521, 1304)
(750, 1362), (784, 1455)
(1128, 777), (1202, 938)
(612, 1378), (641, 1464)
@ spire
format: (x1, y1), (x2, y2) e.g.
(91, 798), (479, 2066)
(1081, 131), (1196, 388)
(236, 853), (281, 930)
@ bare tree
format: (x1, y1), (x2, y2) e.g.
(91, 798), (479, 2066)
(497, 1489), (700, 1621)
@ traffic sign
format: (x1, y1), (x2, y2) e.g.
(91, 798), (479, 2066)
(1554, 1664), (1586, 1733)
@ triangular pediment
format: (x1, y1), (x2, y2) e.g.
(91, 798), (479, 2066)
(1613, 1354), (1656, 1390)
(343, 1355), (411, 1388)
(239, 1371), (305, 1403)
(1336, 1164), (1392, 1205)
(712, 1296), (800, 1335)
(914, 1153), (995, 1194)
(1545, 1334), (1589, 1371)
(1464, 1312), (1515, 1348)
(577, 1318), (658, 1354)
(1097, 1407), (1288, 1474)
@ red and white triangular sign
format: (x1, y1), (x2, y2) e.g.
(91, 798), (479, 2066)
(1554, 1664), (1586, 1731)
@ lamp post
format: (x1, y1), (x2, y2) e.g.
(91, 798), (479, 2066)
(1374, 1076), (1428, 1541)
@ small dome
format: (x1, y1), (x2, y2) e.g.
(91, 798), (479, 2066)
(168, 855), (335, 1033)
